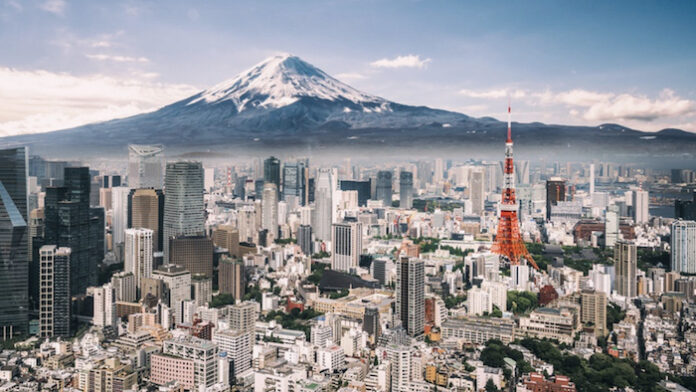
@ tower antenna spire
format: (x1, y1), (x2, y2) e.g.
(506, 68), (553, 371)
(492, 101), (539, 270)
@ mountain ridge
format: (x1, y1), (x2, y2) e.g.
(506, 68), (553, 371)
(1, 54), (694, 159)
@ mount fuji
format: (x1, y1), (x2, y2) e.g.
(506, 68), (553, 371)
(2, 54), (695, 160)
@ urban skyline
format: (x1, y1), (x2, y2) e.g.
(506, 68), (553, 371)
(1, 2), (696, 392)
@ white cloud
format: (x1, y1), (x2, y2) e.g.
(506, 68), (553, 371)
(370, 55), (431, 69)
(0, 67), (199, 136)
(582, 89), (695, 122)
(459, 88), (526, 99)
(86, 54), (150, 63)
(459, 86), (696, 126)
(39, 0), (65, 15)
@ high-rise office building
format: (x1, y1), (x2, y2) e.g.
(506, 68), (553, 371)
(614, 241), (637, 298)
(111, 186), (130, 245)
(169, 236), (213, 278)
(363, 306), (380, 340)
(399, 171), (413, 210)
(282, 160), (307, 204)
(261, 183), (278, 238)
(516, 160), (530, 185)
(314, 169), (334, 242)
(163, 161), (205, 261)
(581, 289), (607, 337)
(434, 158), (444, 183)
(331, 219), (362, 272)
(545, 177), (566, 220)
(219, 255), (245, 300)
(605, 205), (620, 248)
(153, 264), (191, 322)
(263, 156), (281, 193)
(127, 144), (164, 189)
(212, 225), (240, 259)
(213, 329), (253, 380)
(387, 345), (412, 392)
(672, 220), (696, 274)
(92, 283), (116, 328)
(632, 190), (649, 224)
(675, 192), (696, 221)
(396, 256), (425, 337)
(470, 168), (485, 215)
(39, 245), (71, 338)
(192, 274), (212, 306)
(589, 163), (595, 195)
(375, 171), (393, 207)
(339, 180), (371, 207)
(297, 224), (313, 256)
(0, 147), (29, 338)
(44, 167), (104, 295)
(372, 259), (386, 286)
(124, 228), (153, 297)
(229, 301), (257, 333)
(129, 188), (164, 252)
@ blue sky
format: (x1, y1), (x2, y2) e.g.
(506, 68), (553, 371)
(1, 0), (695, 135)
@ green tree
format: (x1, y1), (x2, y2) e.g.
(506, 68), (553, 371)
(485, 379), (499, 392)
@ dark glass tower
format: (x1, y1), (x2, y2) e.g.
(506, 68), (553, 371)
(263, 156), (281, 193)
(339, 180), (371, 207)
(399, 171), (413, 209)
(44, 167), (104, 295)
(376, 171), (393, 207)
(0, 147), (29, 338)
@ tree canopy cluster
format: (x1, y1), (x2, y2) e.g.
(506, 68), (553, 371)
(520, 338), (663, 392)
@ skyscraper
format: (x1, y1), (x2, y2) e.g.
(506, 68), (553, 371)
(580, 289), (607, 337)
(129, 188), (164, 252)
(470, 168), (485, 215)
(605, 205), (620, 248)
(212, 225), (240, 258)
(399, 171), (413, 210)
(546, 177), (566, 221)
(297, 224), (313, 256)
(127, 144), (164, 189)
(39, 245), (71, 338)
(614, 241), (637, 298)
(314, 169), (334, 242)
(111, 186), (130, 245)
(339, 180), (371, 207)
(671, 220), (696, 274)
(331, 219), (363, 272)
(169, 236), (213, 278)
(44, 167), (104, 295)
(219, 255), (245, 300)
(0, 146), (29, 338)
(163, 161), (205, 261)
(396, 256), (424, 337)
(261, 183), (278, 238)
(376, 171), (393, 207)
(282, 160), (307, 204)
(632, 190), (649, 224)
(263, 156), (281, 193)
(124, 228), (154, 297)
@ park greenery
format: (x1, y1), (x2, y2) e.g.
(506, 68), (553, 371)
(519, 338), (663, 392)
(264, 308), (323, 339)
(209, 293), (236, 308)
(443, 294), (466, 309)
(480, 340), (534, 376)
(506, 290), (538, 314)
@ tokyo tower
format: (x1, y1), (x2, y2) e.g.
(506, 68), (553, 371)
(491, 105), (539, 270)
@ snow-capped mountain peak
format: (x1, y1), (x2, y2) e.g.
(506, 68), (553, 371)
(187, 54), (387, 111)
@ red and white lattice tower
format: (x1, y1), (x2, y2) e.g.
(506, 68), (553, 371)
(491, 105), (539, 270)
